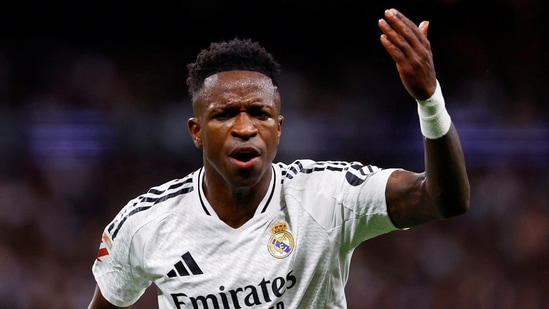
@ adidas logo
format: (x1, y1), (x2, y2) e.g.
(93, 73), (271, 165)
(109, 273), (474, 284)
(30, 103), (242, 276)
(167, 252), (204, 278)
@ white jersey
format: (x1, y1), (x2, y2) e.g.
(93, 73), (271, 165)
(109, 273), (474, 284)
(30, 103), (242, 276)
(92, 159), (400, 308)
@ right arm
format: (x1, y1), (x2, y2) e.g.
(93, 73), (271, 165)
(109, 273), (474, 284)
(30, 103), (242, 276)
(88, 285), (130, 309)
(378, 8), (470, 228)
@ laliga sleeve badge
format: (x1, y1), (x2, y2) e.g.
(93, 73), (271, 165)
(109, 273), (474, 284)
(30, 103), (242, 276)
(96, 232), (112, 262)
(267, 221), (294, 259)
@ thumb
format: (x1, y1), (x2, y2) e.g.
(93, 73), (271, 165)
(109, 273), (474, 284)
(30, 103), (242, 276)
(419, 21), (429, 37)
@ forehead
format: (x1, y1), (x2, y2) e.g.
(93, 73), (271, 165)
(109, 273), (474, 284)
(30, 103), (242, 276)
(198, 70), (278, 102)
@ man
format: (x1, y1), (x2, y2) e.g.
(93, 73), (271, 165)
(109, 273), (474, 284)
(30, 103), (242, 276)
(88, 8), (469, 309)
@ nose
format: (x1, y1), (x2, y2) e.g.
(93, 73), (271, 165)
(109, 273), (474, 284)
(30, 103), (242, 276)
(231, 112), (257, 140)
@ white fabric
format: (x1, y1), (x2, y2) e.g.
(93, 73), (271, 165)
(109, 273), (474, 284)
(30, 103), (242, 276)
(92, 159), (400, 308)
(416, 80), (452, 139)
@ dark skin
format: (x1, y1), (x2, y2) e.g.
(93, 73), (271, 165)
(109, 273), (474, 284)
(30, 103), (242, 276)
(188, 70), (284, 228)
(88, 8), (469, 308)
(379, 8), (469, 227)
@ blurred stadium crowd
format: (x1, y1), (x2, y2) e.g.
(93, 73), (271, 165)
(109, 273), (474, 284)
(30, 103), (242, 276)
(0, 0), (548, 308)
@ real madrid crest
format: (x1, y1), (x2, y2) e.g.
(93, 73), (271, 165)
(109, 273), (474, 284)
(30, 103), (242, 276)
(267, 221), (294, 259)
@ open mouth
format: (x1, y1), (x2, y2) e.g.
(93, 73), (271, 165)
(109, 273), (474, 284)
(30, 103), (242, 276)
(230, 148), (260, 166)
(231, 152), (258, 162)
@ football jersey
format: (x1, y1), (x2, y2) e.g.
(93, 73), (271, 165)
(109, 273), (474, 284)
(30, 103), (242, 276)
(92, 159), (400, 308)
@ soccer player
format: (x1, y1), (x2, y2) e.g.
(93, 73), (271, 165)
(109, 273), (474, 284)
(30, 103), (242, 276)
(88, 8), (470, 309)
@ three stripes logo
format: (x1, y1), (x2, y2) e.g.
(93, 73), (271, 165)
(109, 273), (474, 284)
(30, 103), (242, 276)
(167, 252), (204, 278)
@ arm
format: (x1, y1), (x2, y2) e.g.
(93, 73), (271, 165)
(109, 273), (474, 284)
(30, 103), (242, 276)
(378, 8), (470, 228)
(88, 285), (130, 309)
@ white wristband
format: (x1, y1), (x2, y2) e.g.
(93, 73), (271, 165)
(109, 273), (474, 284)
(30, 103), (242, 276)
(416, 80), (452, 139)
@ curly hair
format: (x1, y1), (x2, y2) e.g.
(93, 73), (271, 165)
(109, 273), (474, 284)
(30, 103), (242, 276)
(186, 38), (281, 97)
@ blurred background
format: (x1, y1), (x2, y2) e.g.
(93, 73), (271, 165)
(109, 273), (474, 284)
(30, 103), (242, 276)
(0, 0), (548, 308)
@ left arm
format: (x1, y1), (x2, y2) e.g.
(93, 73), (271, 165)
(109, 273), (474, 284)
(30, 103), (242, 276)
(378, 8), (470, 228)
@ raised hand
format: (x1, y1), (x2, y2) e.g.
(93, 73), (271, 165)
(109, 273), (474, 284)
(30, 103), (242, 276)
(378, 8), (437, 101)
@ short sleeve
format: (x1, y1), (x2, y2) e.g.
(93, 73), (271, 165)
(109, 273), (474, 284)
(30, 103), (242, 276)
(91, 208), (152, 307)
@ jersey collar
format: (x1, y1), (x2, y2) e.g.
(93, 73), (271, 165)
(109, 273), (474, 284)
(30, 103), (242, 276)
(197, 165), (278, 218)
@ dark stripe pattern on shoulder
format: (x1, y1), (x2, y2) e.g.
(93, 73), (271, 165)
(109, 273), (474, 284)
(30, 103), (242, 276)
(108, 175), (195, 240)
(278, 160), (378, 187)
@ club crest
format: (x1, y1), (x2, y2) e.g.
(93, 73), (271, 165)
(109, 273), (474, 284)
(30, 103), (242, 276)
(267, 221), (295, 259)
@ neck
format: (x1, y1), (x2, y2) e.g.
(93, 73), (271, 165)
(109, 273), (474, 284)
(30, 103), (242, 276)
(202, 168), (272, 229)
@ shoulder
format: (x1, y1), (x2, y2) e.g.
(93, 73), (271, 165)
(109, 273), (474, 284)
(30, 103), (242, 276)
(104, 170), (199, 242)
(276, 159), (383, 186)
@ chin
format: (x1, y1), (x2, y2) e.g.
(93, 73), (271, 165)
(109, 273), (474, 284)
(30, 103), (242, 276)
(232, 166), (269, 188)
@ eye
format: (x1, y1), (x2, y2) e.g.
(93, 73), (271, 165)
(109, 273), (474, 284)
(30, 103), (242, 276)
(249, 106), (271, 120)
(213, 111), (229, 119)
(212, 108), (237, 120)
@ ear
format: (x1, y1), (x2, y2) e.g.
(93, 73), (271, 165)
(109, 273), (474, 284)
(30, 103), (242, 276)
(276, 115), (284, 144)
(188, 117), (202, 148)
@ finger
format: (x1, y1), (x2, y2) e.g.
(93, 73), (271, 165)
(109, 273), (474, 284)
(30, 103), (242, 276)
(383, 9), (427, 51)
(378, 15), (409, 53)
(385, 8), (418, 32)
(379, 32), (405, 63)
(381, 10), (418, 55)
(419, 21), (429, 37)
(379, 19), (406, 63)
